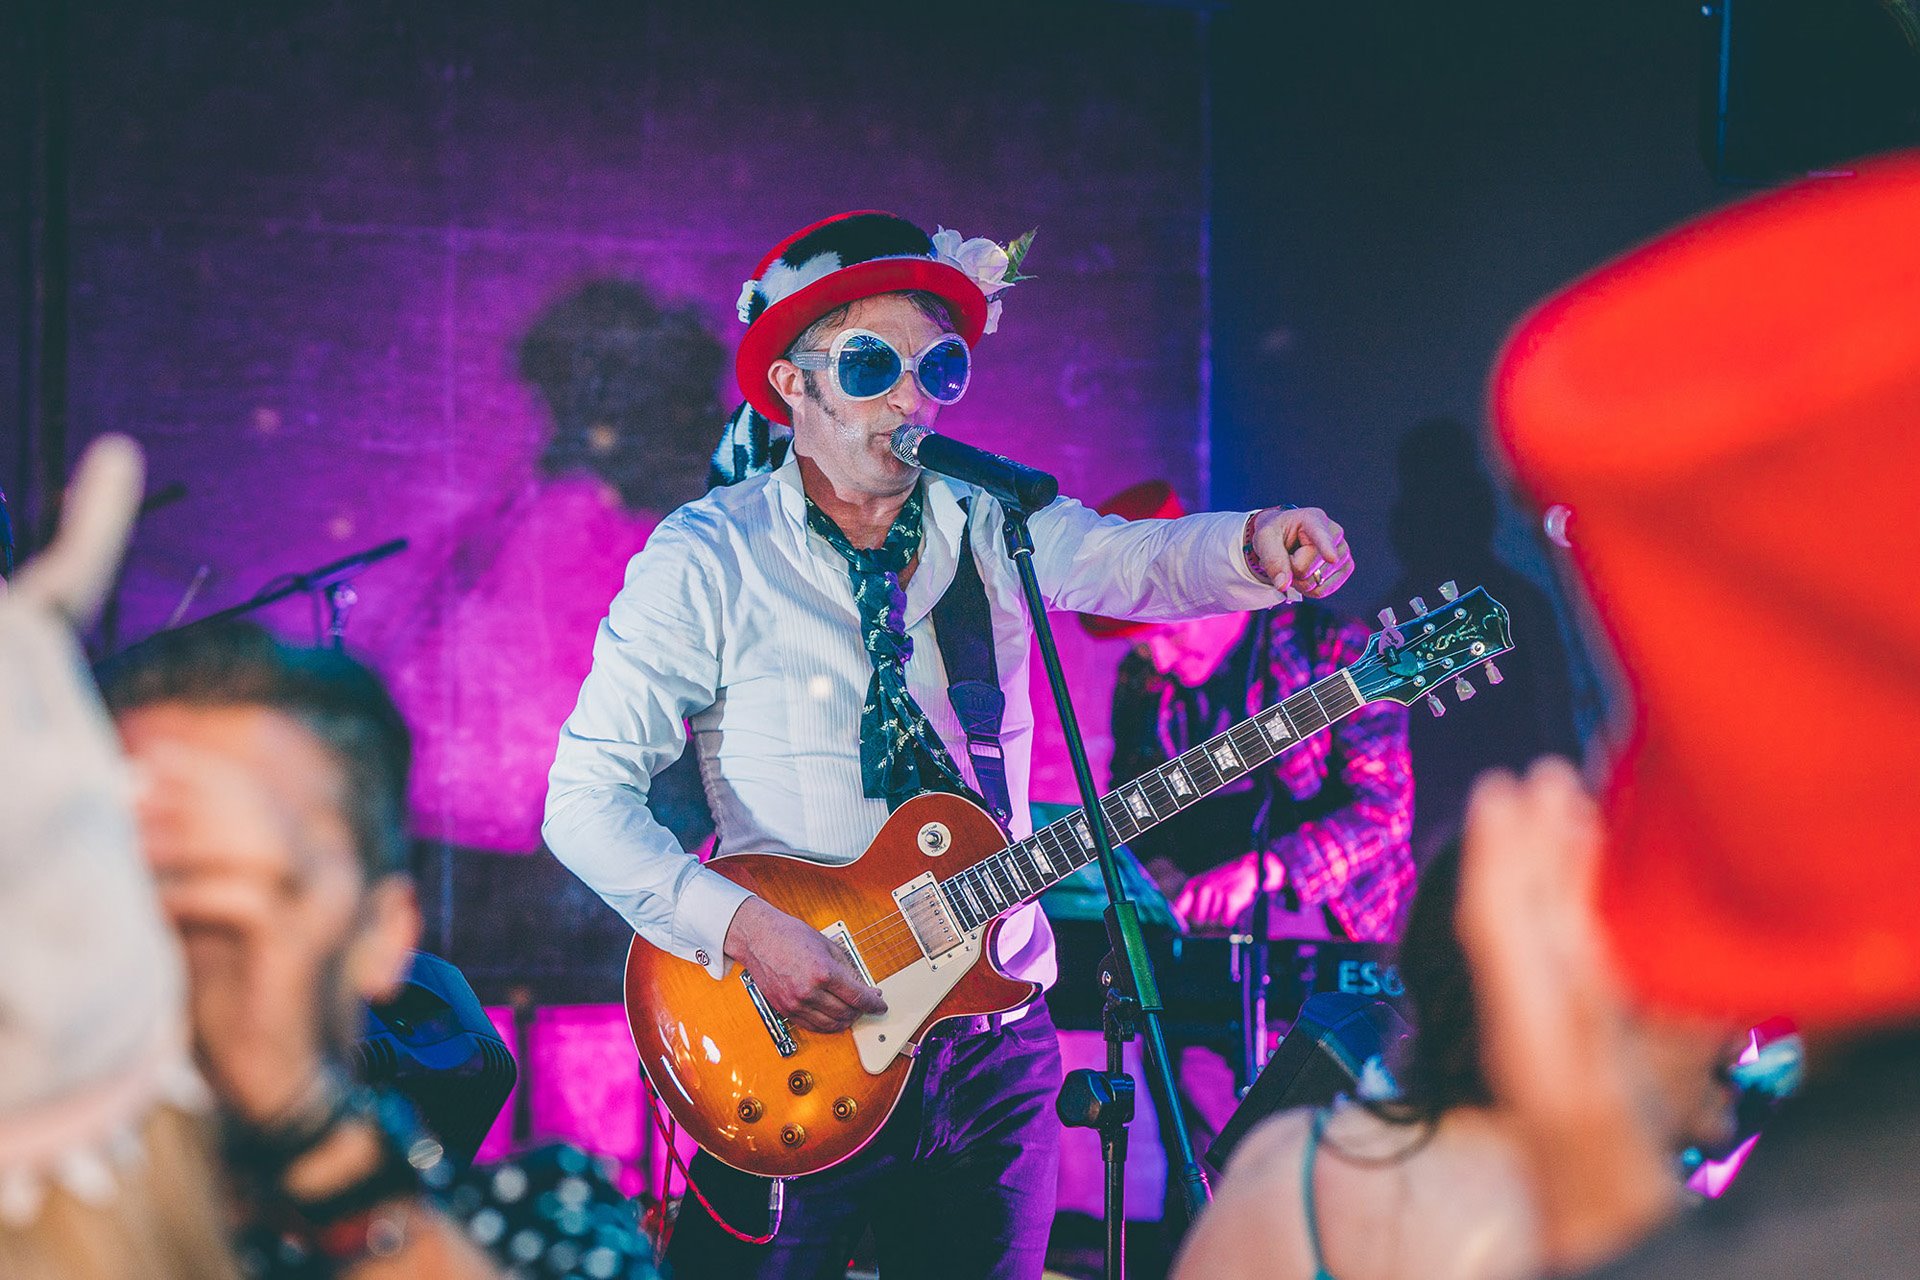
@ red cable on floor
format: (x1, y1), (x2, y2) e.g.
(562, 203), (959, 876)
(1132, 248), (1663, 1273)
(642, 1079), (784, 1247)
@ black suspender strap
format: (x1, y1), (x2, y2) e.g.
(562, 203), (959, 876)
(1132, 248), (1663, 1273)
(932, 501), (1014, 835)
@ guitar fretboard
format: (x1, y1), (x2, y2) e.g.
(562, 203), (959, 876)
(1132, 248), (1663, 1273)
(935, 666), (1367, 933)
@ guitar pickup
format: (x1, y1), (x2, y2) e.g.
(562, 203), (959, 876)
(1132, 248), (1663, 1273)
(740, 969), (799, 1058)
(893, 873), (963, 963)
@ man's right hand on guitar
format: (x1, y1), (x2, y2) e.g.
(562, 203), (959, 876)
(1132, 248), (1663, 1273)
(723, 896), (888, 1033)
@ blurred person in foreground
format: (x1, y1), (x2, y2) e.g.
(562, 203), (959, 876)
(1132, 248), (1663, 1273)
(1463, 149), (1920, 1278)
(0, 437), (239, 1279)
(1171, 839), (1737, 1280)
(99, 616), (662, 1279)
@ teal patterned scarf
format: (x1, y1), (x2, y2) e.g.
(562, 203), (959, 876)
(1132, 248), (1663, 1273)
(805, 485), (969, 809)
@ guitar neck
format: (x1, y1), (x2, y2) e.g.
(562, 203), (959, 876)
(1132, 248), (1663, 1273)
(934, 665), (1370, 933)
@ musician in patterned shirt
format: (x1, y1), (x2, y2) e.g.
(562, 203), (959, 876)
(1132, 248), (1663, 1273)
(1097, 481), (1415, 948)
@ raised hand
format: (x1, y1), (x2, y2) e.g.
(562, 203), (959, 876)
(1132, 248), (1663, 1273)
(0, 438), (147, 843)
(0, 437), (182, 1126)
(9, 434), (145, 620)
(723, 896), (888, 1033)
(129, 730), (355, 1124)
(1457, 756), (1674, 1273)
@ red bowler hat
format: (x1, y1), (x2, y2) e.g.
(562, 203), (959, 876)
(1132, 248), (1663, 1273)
(1079, 480), (1187, 639)
(734, 212), (991, 426)
(1491, 150), (1920, 1031)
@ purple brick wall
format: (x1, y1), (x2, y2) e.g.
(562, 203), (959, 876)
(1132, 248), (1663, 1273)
(48, 4), (1214, 1184)
(62, 2), (1213, 855)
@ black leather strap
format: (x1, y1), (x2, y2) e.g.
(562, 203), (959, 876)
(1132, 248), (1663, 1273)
(932, 502), (1014, 835)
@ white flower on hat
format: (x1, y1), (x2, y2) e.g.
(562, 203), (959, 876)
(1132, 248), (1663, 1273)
(933, 228), (1013, 298)
(736, 279), (761, 324)
(933, 226), (1036, 336)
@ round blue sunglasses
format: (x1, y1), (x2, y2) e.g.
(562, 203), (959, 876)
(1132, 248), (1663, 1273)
(788, 328), (972, 405)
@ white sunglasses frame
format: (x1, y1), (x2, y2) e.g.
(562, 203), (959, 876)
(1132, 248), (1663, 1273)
(787, 327), (973, 405)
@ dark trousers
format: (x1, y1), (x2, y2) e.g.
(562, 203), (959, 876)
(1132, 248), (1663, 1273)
(665, 1005), (1063, 1280)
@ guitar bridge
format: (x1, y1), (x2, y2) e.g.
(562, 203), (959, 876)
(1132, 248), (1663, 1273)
(821, 921), (873, 987)
(740, 970), (799, 1058)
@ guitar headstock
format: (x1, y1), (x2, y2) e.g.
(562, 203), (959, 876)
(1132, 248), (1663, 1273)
(1351, 583), (1513, 715)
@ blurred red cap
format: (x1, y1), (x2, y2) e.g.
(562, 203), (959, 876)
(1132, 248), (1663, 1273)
(1491, 151), (1920, 1031)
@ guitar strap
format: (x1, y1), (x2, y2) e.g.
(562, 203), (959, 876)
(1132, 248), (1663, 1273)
(932, 499), (1015, 836)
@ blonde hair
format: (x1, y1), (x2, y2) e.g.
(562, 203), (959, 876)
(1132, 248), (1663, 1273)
(0, 1105), (240, 1280)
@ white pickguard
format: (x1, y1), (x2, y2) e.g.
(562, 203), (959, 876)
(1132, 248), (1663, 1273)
(849, 929), (982, 1075)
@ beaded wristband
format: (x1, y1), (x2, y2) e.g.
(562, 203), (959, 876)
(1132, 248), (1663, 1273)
(1241, 506), (1298, 586)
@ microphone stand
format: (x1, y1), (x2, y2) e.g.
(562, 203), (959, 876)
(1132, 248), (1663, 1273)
(165, 537), (408, 650)
(1002, 506), (1210, 1280)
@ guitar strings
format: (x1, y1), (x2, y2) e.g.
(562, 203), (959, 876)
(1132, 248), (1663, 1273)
(832, 665), (1390, 962)
(840, 722), (1297, 956)
(831, 634), (1505, 967)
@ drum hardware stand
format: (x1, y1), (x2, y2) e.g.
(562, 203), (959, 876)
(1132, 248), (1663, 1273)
(1000, 505), (1211, 1280)
(1058, 966), (1139, 1280)
(1241, 849), (1278, 1093)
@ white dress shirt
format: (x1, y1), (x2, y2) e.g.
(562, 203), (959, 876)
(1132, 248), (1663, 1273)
(543, 454), (1288, 987)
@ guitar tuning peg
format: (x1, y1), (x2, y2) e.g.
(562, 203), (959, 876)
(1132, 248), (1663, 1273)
(1409, 595), (1428, 615)
(1453, 676), (1476, 702)
(1484, 660), (1504, 685)
(1426, 693), (1446, 718)
(1439, 580), (1458, 602)
(1375, 607), (1405, 648)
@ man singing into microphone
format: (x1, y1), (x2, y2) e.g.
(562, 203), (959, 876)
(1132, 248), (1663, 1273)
(544, 211), (1354, 1280)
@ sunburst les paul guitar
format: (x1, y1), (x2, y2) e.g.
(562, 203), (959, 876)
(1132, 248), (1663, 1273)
(625, 585), (1513, 1178)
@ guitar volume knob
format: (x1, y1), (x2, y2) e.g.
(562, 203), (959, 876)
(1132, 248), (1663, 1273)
(788, 1070), (814, 1095)
(737, 1097), (764, 1123)
(832, 1096), (858, 1121)
(780, 1124), (807, 1147)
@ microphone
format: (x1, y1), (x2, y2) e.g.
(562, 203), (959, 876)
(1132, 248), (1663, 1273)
(1542, 503), (1575, 549)
(890, 424), (1059, 512)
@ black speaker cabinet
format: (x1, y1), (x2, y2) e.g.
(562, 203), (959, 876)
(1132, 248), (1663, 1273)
(1207, 991), (1411, 1172)
(357, 950), (518, 1168)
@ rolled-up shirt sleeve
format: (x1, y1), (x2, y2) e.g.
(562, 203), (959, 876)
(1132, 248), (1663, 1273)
(1026, 498), (1287, 621)
(543, 517), (751, 979)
